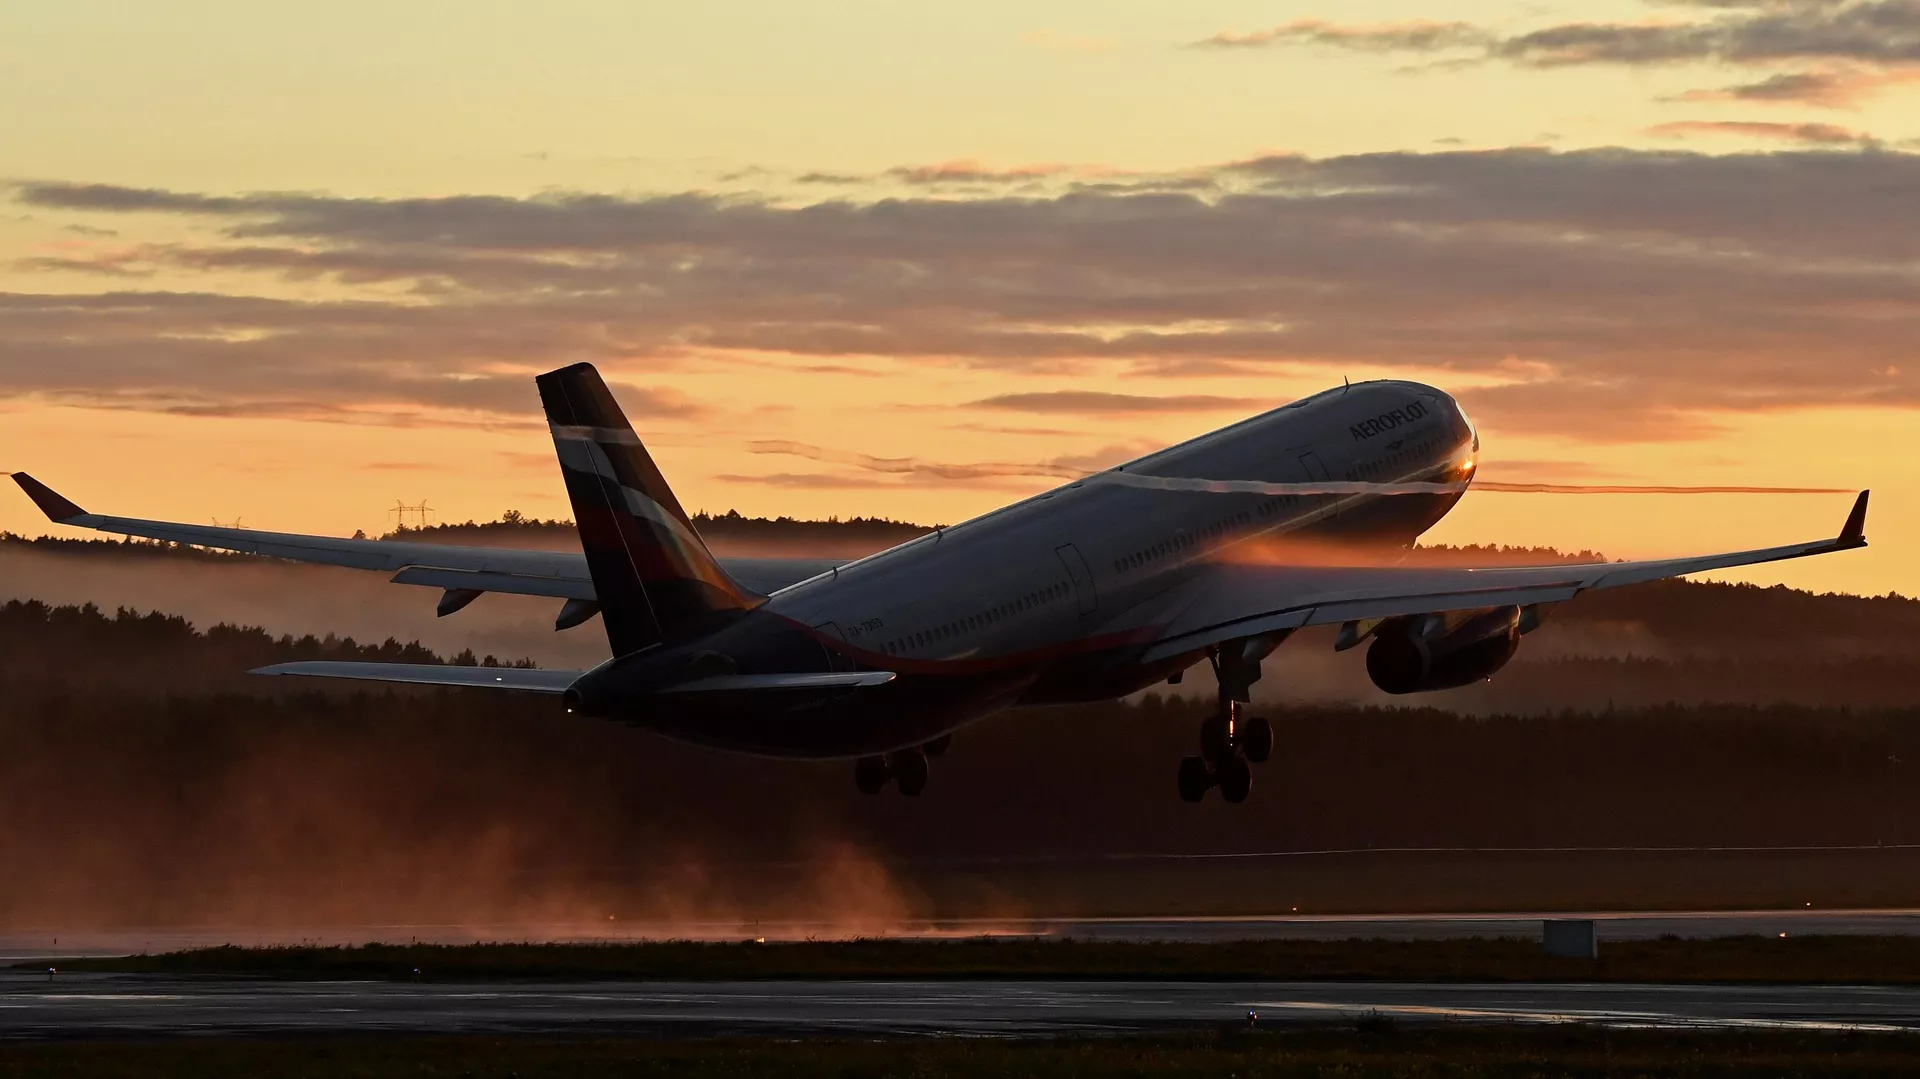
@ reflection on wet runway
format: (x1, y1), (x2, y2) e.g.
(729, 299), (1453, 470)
(5, 973), (1920, 1037)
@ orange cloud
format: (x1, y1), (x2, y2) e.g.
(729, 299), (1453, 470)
(963, 391), (1262, 414)
(884, 159), (1130, 185)
(10, 147), (1920, 445)
(1194, 20), (1489, 52)
(1648, 119), (1876, 145)
(1672, 67), (1920, 108)
(1194, 2), (1920, 113)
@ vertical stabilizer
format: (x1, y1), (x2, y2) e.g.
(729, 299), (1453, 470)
(537, 363), (760, 656)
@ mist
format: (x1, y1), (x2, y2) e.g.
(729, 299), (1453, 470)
(4, 534), (1920, 938)
(0, 545), (611, 669)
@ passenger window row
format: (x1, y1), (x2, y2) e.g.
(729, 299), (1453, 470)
(1112, 496), (1301, 575)
(882, 581), (1072, 656)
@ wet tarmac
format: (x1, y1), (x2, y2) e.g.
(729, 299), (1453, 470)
(4, 973), (1920, 1037)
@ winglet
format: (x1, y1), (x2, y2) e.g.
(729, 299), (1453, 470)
(1838, 489), (1870, 548)
(9, 473), (88, 523)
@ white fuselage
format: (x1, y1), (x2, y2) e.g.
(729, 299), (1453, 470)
(586, 378), (1481, 756)
(775, 380), (1475, 671)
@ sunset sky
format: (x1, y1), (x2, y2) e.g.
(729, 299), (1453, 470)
(3, 0), (1917, 596)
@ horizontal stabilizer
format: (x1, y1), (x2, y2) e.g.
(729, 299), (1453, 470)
(659, 671), (895, 693)
(249, 662), (580, 693)
(248, 662), (890, 697)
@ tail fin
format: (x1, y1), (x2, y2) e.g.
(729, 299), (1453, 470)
(537, 363), (760, 656)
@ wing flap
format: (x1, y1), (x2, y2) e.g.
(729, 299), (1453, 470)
(660, 671), (896, 693)
(390, 565), (596, 600)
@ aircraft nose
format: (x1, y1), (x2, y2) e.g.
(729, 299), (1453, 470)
(1422, 390), (1477, 451)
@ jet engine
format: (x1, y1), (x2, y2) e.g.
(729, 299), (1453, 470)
(1363, 606), (1529, 695)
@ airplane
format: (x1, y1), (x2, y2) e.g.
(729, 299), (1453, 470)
(10, 363), (1869, 803)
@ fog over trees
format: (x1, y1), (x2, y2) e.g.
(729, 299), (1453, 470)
(3, 516), (1918, 928)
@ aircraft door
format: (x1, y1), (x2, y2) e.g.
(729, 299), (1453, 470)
(1297, 451), (1337, 520)
(1054, 544), (1098, 616)
(812, 620), (852, 671)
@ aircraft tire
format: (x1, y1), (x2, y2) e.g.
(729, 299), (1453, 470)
(1177, 756), (1212, 803)
(1240, 716), (1274, 764)
(923, 734), (953, 757)
(854, 755), (890, 795)
(891, 749), (930, 797)
(1199, 714), (1233, 762)
(1217, 757), (1253, 804)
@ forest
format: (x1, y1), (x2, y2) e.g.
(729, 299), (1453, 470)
(3, 587), (1920, 928)
(4, 512), (1918, 928)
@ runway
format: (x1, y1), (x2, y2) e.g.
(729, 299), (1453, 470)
(999, 910), (1920, 943)
(5, 973), (1920, 1037)
(7, 909), (1920, 961)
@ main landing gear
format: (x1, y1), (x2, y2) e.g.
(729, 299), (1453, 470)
(1179, 635), (1286, 804)
(1179, 703), (1274, 803)
(855, 734), (951, 797)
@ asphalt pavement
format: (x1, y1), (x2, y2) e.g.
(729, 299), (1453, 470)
(5, 973), (1920, 1037)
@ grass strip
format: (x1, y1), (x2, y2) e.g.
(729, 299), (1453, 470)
(34, 934), (1920, 983)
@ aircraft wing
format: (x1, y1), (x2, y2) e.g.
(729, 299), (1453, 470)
(1139, 491), (1870, 662)
(8, 473), (840, 600)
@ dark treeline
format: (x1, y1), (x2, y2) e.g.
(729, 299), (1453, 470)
(1415, 579), (1920, 711)
(5, 600), (1920, 925)
(1559, 577), (1920, 655)
(12, 521), (1916, 666)
(386, 509), (935, 557)
(0, 600), (532, 696)
(388, 513), (1605, 563)
(0, 531), (250, 561)
(5, 513), (1609, 562)
(1415, 654), (1919, 711)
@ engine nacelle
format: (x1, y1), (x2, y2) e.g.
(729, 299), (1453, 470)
(1365, 606), (1522, 695)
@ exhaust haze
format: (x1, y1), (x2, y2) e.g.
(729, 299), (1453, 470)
(0, 545), (610, 668)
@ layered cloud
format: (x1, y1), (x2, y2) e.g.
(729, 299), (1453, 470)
(0, 290), (703, 425)
(1196, 0), (1920, 107)
(6, 145), (1920, 442)
(1673, 67), (1920, 106)
(743, 439), (1154, 489)
(1647, 119), (1877, 143)
(1198, 20), (1493, 53)
(963, 391), (1262, 414)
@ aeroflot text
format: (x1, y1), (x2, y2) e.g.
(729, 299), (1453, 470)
(1349, 402), (1429, 441)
